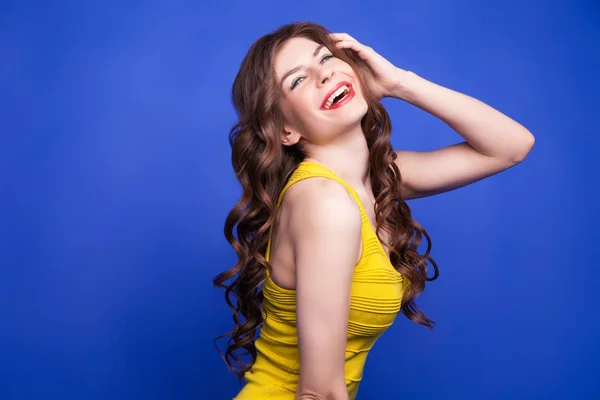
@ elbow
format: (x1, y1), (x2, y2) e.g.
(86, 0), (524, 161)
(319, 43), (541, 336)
(296, 392), (348, 400)
(510, 130), (536, 164)
(296, 381), (349, 400)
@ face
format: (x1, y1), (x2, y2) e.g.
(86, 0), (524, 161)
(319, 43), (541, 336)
(273, 37), (369, 147)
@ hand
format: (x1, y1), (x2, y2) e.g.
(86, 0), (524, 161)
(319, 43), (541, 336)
(330, 32), (409, 101)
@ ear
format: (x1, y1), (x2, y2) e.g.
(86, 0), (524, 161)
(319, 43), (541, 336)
(281, 128), (302, 147)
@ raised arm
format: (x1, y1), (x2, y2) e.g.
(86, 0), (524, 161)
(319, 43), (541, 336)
(328, 33), (535, 201)
(393, 72), (535, 200)
(286, 178), (361, 400)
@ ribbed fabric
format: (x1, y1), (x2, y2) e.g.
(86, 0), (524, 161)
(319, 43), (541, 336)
(234, 161), (408, 400)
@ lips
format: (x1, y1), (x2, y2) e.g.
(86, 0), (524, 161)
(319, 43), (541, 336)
(320, 81), (353, 110)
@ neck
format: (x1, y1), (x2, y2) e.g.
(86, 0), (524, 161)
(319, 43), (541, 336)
(303, 125), (371, 190)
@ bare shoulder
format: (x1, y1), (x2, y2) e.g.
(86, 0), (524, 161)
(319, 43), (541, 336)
(283, 176), (363, 285)
(283, 177), (362, 242)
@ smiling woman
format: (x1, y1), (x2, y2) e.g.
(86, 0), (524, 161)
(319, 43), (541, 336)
(213, 19), (533, 400)
(212, 21), (438, 400)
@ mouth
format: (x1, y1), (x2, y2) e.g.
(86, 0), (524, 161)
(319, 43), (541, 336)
(320, 81), (355, 111)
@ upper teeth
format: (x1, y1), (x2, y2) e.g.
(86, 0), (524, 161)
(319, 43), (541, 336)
(323, 85), (350, 109)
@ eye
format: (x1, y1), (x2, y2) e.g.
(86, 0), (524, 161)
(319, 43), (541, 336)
(291, 76), (305, 90)
(320, 54), (334, 64)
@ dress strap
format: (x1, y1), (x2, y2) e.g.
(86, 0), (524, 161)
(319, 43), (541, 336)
(265, 161), (373, 263)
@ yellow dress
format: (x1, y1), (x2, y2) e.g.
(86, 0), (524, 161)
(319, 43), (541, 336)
(233, 161), (409, 400)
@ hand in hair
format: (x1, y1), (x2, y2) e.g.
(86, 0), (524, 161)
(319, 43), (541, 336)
(329, 32), (408, 101)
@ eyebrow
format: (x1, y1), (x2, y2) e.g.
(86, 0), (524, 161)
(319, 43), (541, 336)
(279, 44), (326, 87)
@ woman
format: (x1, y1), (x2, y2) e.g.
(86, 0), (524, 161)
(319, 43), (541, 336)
(213, 21), (535, 400)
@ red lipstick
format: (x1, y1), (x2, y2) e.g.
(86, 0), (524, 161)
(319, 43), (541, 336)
(320, 81), (354, 110)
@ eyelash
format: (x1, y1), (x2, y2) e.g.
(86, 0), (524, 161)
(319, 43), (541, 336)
(290, 54), (334, 90)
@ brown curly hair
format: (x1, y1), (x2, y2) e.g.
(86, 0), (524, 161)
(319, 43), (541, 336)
(212, 21), (439, 382)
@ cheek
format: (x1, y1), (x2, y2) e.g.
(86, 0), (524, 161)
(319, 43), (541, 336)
(294, 90), (319, 117)
(279, 98), (299, 127)
(281, 95), (313, 125)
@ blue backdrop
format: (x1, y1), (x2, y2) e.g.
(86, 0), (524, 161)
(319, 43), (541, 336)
(1, 1), (598, 399)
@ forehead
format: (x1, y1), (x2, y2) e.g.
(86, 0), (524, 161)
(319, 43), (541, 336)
(274, 37), (322, 79)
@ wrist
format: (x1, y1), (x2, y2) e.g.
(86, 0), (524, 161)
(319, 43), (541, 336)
(390, 69), (420, 101)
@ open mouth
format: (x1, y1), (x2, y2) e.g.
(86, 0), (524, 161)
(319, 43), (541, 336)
(321, 82), (354, 110)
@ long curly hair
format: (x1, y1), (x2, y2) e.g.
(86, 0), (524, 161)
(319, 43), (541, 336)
(213, 21), (439, 381)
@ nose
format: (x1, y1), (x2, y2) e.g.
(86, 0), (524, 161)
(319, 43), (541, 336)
(318, 66), (334, 87)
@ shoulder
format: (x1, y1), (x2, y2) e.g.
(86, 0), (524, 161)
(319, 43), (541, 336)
(283, 177), (362, 236)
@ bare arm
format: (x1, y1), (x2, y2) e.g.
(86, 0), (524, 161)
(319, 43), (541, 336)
(287, 178), (361, 400)
(392, 72), (535, 200)
(326, 35), (534, 201)
(396, 141), (520, 200)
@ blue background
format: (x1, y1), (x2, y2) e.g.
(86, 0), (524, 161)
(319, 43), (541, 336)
(1, 1), (599, 399)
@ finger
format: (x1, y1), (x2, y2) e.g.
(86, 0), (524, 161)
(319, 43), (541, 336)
(334, 39), (374, 58)
(329, 32), (358, 43)
(330, 33), (357, 42)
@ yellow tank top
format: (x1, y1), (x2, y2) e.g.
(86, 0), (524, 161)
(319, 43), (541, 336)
(233, 161), (409, 400)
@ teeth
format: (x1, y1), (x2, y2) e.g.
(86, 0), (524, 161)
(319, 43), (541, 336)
(323, 85), (350, 109)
